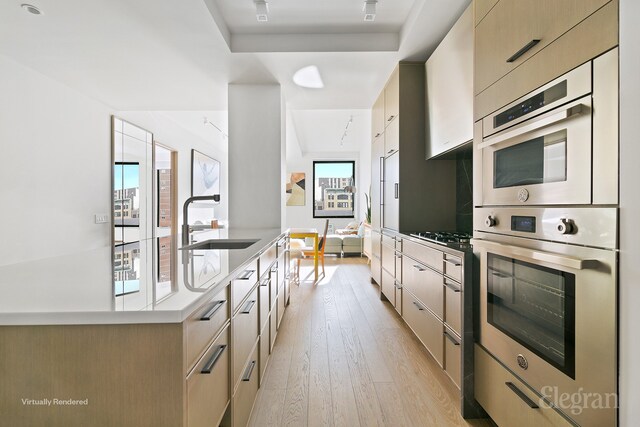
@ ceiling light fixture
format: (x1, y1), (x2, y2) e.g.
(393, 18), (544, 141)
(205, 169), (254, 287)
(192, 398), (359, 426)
(340, 116), (354, 146)
(21, 3), (43, 15)
(293, 65), (324, 89)
(363, 0), (377, 22)
(255, 0), (269, 22)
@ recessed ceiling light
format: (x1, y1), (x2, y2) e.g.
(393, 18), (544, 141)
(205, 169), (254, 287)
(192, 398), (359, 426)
(363, 0), (377, 22)
(293, 66), (324, 89)
(255, 0), (268, 22)
(21, 3), (43, 15)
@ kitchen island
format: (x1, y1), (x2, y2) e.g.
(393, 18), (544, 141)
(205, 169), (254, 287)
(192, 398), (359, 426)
(0, 227), (290, 427)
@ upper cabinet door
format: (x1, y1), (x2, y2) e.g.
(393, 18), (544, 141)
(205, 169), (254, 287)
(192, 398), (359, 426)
(384, 67), (400, 127)
(474, 0), (611, 96)
(371, 92), (385, 140)
(384, 116), (400, 157)
(426, 5), (473, 159)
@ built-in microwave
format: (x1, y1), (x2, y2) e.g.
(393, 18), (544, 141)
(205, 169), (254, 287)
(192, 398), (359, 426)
(475, 48), (618, 207)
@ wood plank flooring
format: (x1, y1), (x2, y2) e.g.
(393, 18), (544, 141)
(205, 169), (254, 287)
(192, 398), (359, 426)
(249, 257), (492, 427)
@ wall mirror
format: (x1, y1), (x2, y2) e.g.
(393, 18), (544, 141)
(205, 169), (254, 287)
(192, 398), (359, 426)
(112, 117), (177, 309)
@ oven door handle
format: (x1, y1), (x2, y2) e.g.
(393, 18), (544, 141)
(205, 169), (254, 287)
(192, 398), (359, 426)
(471, 239), (597, 270)
(478, 102), (586, 150)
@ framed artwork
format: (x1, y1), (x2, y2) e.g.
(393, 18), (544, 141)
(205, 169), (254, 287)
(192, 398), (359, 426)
(191, 149), (220, 199)
(286, 172), (305, 206)
(114, 162), (140, 227)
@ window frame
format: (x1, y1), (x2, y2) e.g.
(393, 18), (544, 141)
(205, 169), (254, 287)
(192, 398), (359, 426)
(312, 160), (356, 219)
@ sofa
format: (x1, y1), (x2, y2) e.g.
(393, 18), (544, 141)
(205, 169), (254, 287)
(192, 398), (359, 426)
(305, 222), (364, 256)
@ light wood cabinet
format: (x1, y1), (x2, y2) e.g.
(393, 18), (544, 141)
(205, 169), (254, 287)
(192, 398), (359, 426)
(233, 287), (259, 389)
(363, 223), (372, 259)
(383, 115), (400, 156)
(259, 319), (270, 386)
(443, 326), (461, 389)
(475, 344), (571, 427)
(370, 229), (382, 285)
(232, 259), (258, 314)
(403, 289), (444, 367)
(426, 5), (473, 159)
(233, 344), (260, 427)
(370, 136), (384, 231)
(187, 326), (230, 427)
(402, 257), (443, 320)
(381, 267), (395, 306)
(186, 286), (229, 372)
(474, 0), (618, 120)
(384, 67), (400, 126)
(474, 0), (498, 26)
(372, 92), (385, 140)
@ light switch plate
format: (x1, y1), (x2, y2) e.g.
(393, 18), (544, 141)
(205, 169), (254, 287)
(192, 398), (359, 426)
(94, 214), (109, 224)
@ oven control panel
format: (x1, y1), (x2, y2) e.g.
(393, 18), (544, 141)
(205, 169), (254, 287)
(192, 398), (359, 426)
(473, 207), (617, 249)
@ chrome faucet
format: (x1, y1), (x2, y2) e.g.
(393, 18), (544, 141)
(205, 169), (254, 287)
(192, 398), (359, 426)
(182, 195), (220, 246)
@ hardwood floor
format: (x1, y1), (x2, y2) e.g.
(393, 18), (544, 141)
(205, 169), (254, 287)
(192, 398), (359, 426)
(249, 257), (492, 427)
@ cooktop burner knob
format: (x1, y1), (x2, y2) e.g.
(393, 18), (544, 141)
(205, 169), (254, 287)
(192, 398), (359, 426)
(557, 218), (576, 235)
(485, 216), (497, 227)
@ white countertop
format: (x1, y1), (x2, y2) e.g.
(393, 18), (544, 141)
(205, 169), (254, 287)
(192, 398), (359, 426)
(0, 228), (285, 326)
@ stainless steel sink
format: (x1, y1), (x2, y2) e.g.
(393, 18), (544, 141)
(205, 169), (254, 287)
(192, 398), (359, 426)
(181, 238), (259, 250)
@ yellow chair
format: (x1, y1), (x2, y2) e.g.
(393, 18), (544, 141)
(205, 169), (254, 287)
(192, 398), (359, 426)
(291, 219), (329, 284)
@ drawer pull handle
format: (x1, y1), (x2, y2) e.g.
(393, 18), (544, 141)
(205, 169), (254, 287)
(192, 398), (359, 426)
(200, 300), (225, 321)
(394, 281), (402, 289)
(387, 115), (395, 122)
(271, 266), (278, 273)
(260, 278), (270, 287)
(505, 382), (540, 409)
(394, 183), (399, 199)
(444, 258), (461, 267)
(201, 344), (227, 374)
(237, 269), (256, 280)
(241, 300), (257, 314)
(412, 301), (425, 311)
(491, 270), (509, 279)
(242, 360), (257, 381)
(444, 281), (461, 293)
(413, 264), (426, 272)
(443, 331), (460, 346)
(506, 39), (541, 63)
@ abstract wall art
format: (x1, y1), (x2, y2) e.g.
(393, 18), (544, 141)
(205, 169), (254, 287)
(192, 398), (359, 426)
(191, 150), (221, 199)
(286, 172), (305, 206)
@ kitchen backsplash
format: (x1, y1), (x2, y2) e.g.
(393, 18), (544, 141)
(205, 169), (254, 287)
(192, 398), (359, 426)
(456, 149), (473, 234)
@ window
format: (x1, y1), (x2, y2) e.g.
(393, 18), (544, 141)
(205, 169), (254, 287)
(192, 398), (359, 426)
(313, 161), (355, 218)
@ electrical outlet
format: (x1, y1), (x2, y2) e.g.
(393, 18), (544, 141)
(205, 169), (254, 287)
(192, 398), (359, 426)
(94, 214), (109, 224)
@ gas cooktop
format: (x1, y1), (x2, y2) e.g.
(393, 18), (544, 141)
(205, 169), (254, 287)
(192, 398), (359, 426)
(410, 231), (472, 246)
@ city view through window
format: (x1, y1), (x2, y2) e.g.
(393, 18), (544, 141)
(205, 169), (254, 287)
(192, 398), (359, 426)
(313, 161), (355, 218)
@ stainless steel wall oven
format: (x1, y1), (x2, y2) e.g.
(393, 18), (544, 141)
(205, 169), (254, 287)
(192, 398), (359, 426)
(473, 48), (619, 427)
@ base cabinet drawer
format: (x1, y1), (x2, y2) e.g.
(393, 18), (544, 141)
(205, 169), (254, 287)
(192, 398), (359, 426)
(186, 286), (229, 372)
(187, 326), (230, 427)
(381, 267), (395, 305)
(402, 259), (444, 319)
(233, 287), (259, 388)
(371, 254), (382, 285)
(444, 280), (462, 337)
(259, 320), (270, 386)
(258, 275), (270, 331)
(232, 259), (258, 314)
(403, 290), (443, 367)
(444, 327), (461, 390)
(381, 242), (395, 274)
(233, 344), (259, 427)
(270, 303), (277, 351)
(403, 240), (443, 272)
(475, 345), (571, 427)
(277, 284), (285, 328)
(394, 284), (402, 316)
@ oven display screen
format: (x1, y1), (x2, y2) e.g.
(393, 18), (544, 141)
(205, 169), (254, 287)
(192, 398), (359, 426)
(511, 216), (536, 233)
(494, 80), (567, 128)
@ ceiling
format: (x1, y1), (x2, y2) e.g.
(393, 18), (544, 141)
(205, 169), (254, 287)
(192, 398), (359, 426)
(0, 0), (469, 152)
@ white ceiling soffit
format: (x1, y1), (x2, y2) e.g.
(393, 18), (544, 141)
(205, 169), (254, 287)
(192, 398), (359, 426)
(205, 0), (419, 53)
(290, 109), (371, 154)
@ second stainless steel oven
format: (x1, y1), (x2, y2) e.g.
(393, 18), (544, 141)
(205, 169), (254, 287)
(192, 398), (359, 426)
(473, 207), (617, 427)
(475, 48), (618, 207)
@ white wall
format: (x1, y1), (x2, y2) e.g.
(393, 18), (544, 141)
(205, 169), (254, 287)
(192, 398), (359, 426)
(228, 84), (282, 229)
(618, 0), (640, 423)
(285, 150), (365, 232)
(0, 54), (113, 266)
(116, 111), (229, 228)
